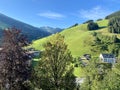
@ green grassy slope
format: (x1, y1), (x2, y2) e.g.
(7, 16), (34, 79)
(31, 19), (119, 57)
(31, 19), (120, 77)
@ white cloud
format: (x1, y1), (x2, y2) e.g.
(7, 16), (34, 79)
(78, 6), (112, 20)
(38, 11), (65, 19)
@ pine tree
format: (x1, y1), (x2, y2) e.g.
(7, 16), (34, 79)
(108, 16), (120, 34)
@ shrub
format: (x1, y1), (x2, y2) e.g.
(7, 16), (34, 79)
(74, 64), (79, 67)
(87, 22), (99, 30)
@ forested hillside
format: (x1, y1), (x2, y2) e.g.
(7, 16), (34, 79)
(105, 10), (120, 19)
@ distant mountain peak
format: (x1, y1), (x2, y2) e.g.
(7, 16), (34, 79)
(0, 13), (62, 42)
(39, 26), (63, 34)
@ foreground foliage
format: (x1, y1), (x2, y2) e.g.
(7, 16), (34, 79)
(0, 28), (31, 90)
(80, 58), (120, 90)
(32, 33), (76, 90)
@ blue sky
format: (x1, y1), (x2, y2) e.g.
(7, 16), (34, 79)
(0, 0), (119, 28)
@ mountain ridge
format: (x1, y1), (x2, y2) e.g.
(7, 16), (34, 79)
(0, 13), (63, 41)
(105, 10), (120, 19)
(39, 26), (63, 34)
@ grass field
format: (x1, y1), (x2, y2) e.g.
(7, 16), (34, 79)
(31, 19), (110, 57)
(30, 19), (120, 77)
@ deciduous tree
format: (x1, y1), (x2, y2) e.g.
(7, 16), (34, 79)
(0, 28), (31, 90)
(33, 33), (76, 90)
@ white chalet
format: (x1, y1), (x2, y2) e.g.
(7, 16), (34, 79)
(99, 53), (116, 64)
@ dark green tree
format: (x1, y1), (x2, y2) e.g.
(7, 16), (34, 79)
(108, 16), (120, 33)
(87, 22), (99, 30)
(33, 33), (76, 90)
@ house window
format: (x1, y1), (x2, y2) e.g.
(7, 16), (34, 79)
(104, 59), (107, 62)
(108, 59), (111, 63)
(109, 59), (111, 63)
(108, 58), (114, 63)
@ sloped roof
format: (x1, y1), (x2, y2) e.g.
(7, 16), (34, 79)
(101, 54), (115, 58)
